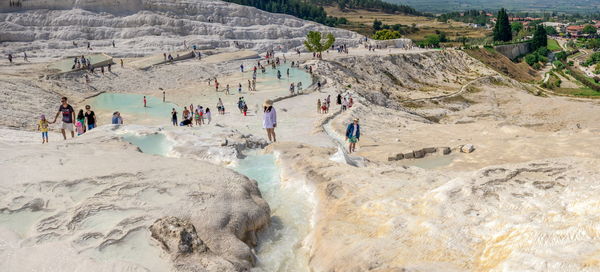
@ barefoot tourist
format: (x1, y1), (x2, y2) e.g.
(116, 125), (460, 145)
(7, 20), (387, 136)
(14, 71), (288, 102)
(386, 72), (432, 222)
(263, 99), (277, 142)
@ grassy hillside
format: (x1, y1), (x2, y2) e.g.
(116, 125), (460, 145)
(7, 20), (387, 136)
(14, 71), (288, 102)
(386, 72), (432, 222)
(325, 6), (489, 40)
(465, 48), (539, 82)
(387, 0), (600, 14)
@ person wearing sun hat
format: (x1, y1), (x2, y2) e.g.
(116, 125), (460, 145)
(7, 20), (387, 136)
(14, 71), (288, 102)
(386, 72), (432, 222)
(345, 118), (360, 153)
(263, 99), (277, 142)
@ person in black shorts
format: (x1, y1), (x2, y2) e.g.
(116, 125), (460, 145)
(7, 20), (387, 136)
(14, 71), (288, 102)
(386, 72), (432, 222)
(84, 105), (96, 130)
(51, 97), (75, 140)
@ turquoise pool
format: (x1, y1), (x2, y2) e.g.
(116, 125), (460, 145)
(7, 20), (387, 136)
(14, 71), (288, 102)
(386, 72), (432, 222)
(89, 93), (177, 120)
(122, 133), (173, 156)
(253, 63), (313, 90)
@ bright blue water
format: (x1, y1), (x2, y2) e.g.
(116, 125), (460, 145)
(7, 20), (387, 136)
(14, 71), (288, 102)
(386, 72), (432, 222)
(252, 63), (313, 90)
(89, 93), (177, 119)
(122, 133), (173, 156)
(234, 153), (311, 271)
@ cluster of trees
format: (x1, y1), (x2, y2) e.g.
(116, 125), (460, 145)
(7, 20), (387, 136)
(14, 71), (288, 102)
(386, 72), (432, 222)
(314, 0), (420, 15)
(582, 52), (600, 67)
(437, 10), (490, 25)
(583, 25), (598, 35)
(524, 47), (549, 69)
(580, 38), (600, 50)
(531, 25), (547, 50)
(371, 19), (418, 39)
(416, 31), (448, 47)
(224, 0), (347, 26)
(493, 8), (512, 42)
(372, 29), (401, 40)
(522, 25), (549, 69)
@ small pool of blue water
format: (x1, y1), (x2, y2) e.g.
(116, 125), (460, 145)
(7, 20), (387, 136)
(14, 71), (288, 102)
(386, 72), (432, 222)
(122, 133), (173, 156)
(252, 63), (313, 90)
(88, 93), (178, 119)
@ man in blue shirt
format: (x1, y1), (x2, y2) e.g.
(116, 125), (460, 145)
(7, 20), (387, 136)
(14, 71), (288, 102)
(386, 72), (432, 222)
(345, 118), (360, 153)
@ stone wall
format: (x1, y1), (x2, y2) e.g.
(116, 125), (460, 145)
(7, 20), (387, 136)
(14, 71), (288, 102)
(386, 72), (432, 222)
(494, 42), (532, 60)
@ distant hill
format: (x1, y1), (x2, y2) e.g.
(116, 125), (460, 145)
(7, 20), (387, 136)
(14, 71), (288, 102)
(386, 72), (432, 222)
(223, 0), (421, 27)
(387, 0), (600, 14)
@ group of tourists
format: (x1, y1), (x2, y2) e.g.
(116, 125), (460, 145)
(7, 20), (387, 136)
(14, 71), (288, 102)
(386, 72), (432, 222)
(337, 93), (354, 111)
(317, 95), (332, 114)
(38, 97), (98, 143)
(173, 104), (212, 127)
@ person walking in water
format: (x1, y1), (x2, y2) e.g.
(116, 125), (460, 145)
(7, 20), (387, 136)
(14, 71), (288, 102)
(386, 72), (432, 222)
(217, 98), (225, 115)
(51, 97), (75, 140)
(143, 96), (147, 107)
(205, 108), (212, 124)
(171, 108), (178, 126)
(345, 118), (360, 153)
(263, 99), (277, 142)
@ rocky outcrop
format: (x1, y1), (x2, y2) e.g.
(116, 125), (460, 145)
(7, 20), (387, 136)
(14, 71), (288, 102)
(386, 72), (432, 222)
(0, 128), (270, 271)
(149, 216), (244, 271)
(317, 50), (495, 109)
(271, 142), (600, 272)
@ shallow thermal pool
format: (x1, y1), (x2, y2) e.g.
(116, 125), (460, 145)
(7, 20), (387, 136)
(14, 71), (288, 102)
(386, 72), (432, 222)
(253, 63), (313, 90)
(122, 133), (174, 156)
(122, 133), (312, 271)
(88, 93), (178, 120)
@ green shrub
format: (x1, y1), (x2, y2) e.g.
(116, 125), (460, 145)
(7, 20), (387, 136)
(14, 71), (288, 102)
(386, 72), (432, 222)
(372, 29), (402, 40)
(525, 54), (538, 66)
(553, 60), (565, 70)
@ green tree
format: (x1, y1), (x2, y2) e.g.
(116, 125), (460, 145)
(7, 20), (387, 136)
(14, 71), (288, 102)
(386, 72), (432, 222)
(587, 39), (600, 49)
(531, 25), (548, 50)
(583, 24), (597, 35)
(525, 54), (538, 66)
(372, 29), (402, 40)
(304, 31), (335, 59)
(418, 34), (441, 47)
(545, 26), (558, 36)
(511, 22), (523, 33)
(493, 8), (512, 42)
(373, 19), (383, 31)
(555, 51), (568, 61)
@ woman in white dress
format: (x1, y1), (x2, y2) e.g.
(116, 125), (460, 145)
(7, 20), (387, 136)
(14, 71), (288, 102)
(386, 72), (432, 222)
(263, 99), (277, 142)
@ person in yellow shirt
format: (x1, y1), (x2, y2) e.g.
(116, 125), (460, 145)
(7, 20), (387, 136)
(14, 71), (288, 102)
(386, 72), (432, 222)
(37, 114), (49, 144)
